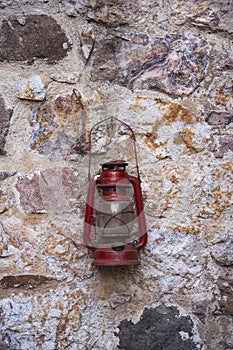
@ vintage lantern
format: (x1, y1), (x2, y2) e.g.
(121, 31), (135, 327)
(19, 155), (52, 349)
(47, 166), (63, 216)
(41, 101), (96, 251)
(83, 117), (147, 266)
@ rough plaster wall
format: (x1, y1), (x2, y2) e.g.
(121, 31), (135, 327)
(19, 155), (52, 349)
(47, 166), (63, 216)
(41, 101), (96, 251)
(0, 0), (232, 349)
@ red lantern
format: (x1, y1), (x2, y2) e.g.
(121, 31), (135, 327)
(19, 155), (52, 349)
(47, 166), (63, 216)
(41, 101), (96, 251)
(83, 117), (147, 266)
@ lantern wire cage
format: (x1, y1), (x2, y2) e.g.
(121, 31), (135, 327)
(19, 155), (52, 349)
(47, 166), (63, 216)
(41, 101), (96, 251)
(87, 116), (141, 183)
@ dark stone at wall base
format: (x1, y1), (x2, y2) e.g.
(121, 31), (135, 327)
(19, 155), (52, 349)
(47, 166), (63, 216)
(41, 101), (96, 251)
(116, 306), (201, 350)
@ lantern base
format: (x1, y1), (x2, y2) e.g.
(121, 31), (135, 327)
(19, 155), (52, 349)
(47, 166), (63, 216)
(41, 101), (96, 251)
(92, 244), (140, 266)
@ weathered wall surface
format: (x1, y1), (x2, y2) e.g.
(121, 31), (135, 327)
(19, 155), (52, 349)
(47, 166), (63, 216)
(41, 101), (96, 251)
(0, 0), (232, 349)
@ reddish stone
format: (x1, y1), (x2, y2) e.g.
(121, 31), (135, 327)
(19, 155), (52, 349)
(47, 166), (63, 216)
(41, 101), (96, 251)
(16, 173), (45, 213)
(62, 167), (80, 206)
(39, 167), (80, 212)
(214, 135), (233, 158)
(205, 111), (233, 128)
(16, 168), (80, 213)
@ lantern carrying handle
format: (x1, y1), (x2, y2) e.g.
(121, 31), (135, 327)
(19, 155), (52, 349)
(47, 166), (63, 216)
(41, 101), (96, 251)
(88, 116), (141, 182)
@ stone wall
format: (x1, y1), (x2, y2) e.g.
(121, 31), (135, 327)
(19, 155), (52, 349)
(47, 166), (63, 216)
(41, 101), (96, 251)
(0, 1), (232, 349)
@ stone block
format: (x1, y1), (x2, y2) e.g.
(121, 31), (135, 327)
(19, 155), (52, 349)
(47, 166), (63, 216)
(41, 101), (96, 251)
(0, 95), (13, 155)
(170, 0), (233, 33)
(16, 167), (80, 213)
(217, 277), (233, 316)
(17, 75), (46, 101)
(198, 163), (233, 218)
(60, 0), (152, 25)
(91, 34), (209, 97)
(214, 135), (233, 158)
(0, 0), (13, 8)
(80, 31), (95, 61)
(0, 15), (71, 63)
(0, 275), (54, 289)
(205, 111), (233, 128)
(192, 299), (208, 324)
(116, 306), (202, 350)
(0, 220), (37, 268)
(43, 229), (93, 280)
(210, 236), (233, 266)
(0, 284), (90, 349)
(29, 90), (88, 160)
(208, 75), (232, 108)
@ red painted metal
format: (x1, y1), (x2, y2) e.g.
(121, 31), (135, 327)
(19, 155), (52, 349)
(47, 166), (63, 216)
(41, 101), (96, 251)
(83, 177), (97, 248)
(128, 175), (147, 250)
(83, 118), (147, 266)
(93, 245), (140, 266)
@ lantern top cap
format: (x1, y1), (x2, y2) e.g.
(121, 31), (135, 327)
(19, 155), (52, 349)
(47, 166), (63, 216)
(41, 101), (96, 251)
(102, 160), (128, 166)
(101, 160), (128, 171)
